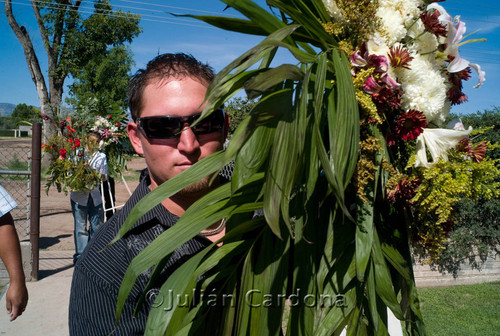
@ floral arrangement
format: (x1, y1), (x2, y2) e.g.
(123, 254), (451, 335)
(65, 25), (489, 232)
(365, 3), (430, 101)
(114, 1), (499, 335)
(42, 115), (102, 193)
(42, 113), (130, 193)
(90, 114), (132, 179)
(90, 115), (121, 147)
(326, 0), (498, 261)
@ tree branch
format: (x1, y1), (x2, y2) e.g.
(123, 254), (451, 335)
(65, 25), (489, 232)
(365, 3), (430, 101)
(5, 0), (49, 106)
(31, 0), (52, 60)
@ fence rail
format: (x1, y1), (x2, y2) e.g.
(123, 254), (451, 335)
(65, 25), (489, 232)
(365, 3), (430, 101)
(0, 141), (32, 236)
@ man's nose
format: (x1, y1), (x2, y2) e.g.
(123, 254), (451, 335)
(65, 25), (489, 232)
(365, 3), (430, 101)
(177, 126), (201, 154)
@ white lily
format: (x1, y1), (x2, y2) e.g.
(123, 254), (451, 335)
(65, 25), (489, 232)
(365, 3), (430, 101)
(426, 3), (486, 88)
(414, 121), (472, 168)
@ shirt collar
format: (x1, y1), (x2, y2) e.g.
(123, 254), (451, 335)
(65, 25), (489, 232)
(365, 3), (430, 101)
(125, 175), (179, 232)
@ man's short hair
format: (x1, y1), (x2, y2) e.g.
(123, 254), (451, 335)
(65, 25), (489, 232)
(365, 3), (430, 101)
(127, 53), (215, 121)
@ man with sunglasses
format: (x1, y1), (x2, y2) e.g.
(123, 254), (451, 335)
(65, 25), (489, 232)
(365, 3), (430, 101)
(69, 53), (229, 335)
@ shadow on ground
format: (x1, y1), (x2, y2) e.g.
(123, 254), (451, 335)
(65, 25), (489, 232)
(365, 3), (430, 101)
(39, 264), (74, 279)
(40, 234), (73, 249)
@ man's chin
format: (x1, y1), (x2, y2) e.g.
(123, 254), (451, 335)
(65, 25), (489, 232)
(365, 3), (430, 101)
(176, 176), (215, 196)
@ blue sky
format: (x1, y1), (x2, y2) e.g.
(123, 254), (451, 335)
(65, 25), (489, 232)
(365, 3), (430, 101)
(0, 0), (499, 116)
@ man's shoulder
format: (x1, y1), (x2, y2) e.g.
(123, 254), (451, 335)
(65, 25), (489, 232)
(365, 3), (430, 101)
(75, 180), (153, 277)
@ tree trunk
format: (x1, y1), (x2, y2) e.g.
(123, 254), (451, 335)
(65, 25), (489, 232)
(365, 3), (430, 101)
(5, 0), (58, 141)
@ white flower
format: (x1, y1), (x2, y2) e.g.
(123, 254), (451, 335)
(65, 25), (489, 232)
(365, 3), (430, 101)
(406, 20), (439, 56)
(427, 3), (486, 88)
(415, 127), (472, 168)
(398, 54), (450, 125)
(375, 0), (423, 46)
(322, 0), (345, 22)
(366, 35), (391, 56)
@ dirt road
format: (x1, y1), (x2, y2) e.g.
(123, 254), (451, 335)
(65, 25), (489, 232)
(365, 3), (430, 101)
(36, 174), (143, 251)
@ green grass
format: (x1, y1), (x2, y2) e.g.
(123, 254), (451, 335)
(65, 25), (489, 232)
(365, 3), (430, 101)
(417, 281), (500, 336)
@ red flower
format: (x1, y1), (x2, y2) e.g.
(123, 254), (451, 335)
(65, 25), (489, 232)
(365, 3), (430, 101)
(116, 122), (121, 127)
(67, 138), (73, 143)
(385, 132), (396, 147)
(447, 87), (468, 105)
(59, 148), (67, 160)
(387, 178), (421, 210)
(108, 114), (112, 119)
(470, 141), (488, 163)
(420, 10), (447, 37)
(388, 45), (414, 70)
(74, 138), (81, 148)
(456, 138), (472, 153)
(394, 110), (427, 141)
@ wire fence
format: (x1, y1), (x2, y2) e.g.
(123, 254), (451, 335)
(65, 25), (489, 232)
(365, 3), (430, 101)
(0, 140), (31, 236)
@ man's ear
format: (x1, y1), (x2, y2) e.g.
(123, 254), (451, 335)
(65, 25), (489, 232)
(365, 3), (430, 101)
(127, 122), (144, 155)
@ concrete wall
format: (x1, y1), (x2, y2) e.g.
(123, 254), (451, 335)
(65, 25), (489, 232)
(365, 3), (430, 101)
(414, 255), (500, 287)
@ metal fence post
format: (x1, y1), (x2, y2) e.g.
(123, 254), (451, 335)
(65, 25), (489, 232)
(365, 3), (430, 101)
(30, 123), (41, 281)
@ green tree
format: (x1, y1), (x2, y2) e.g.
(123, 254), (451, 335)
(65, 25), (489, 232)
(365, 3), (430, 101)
(11, 103), (40, 127)
(0, 116), (15, 130)
(430, 107), (500, 276)
(4, 0), (141, 141)
(436, 197), (500, 277)
(66, 45), (133, 120)
(224, 97), (257, 135)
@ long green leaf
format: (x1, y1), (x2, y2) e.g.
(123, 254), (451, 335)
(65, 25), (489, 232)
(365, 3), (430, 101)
(173, 14), (268, 36)
(116, 172), (266, 322)
(147, 216), (265, 334)
(366, 261), (379, 332)
(220, 0), (286, 35)
(114, 185), (230, 322)
(372, 230), (404, 320)
(146, 246), (212, 336)
(203, 25), (302, 114)
(249, 226), (290, 335)
(329, 49), (359, 190)
(245, 64), (304, 99)
(268, 0), (336, 49)
(109, 151), (226, 245)
(314, 287), (356, 336)
(355, 172), (377, 282)
(263, 102), (298, 238)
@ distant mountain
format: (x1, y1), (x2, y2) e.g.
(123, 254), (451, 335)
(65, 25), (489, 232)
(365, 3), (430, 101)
(0, 103), (16, 116)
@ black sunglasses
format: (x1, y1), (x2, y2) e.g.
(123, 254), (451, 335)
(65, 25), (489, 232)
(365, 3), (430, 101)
(137, 109), (225, 139)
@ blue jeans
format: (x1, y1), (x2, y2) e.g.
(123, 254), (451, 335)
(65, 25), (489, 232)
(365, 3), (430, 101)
(71, 197), (104, 263)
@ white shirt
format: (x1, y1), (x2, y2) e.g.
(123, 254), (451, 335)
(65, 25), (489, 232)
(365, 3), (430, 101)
(70, 151), (108, 206)
(0, 182), (17, 216)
